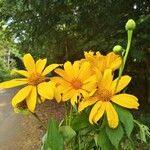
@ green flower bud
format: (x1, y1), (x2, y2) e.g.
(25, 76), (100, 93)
(113, 45), (123, 54)
(125, 19), (136, 30)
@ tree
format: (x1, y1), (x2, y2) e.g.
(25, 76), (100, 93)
(0, 0), (150, 104)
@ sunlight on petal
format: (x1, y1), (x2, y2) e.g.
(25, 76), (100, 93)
(36, 59), (47, 74)
(111, 94), (139, 109)
(78, 97), (98, 112)
(23, 53), (35, 72)
(12, 85), (32, 107)
(93, 102), (106, 123)
(42, 64), (59, 76)
(38, 81), (55, 99)
(111, 75), (131, 94)
(0, 79), (27, 88)
(106, 102), (118, 128)
(89, 101), (102, 124)
(26, 86), (37, 112)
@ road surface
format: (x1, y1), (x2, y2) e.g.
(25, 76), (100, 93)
(0, 88), (64, 150)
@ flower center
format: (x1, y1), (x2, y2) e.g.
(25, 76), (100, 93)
(71, 79), (82, 90)
(28, 73), (44, 85)
(95, 89), (112, 101)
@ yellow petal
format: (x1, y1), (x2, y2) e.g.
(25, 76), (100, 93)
(11, 69), (29, 77)
(64, 61), (74, 77)
(93, 68), (102, 82)
(73, 61), (80, 78)
(100, 69), (113, 89)
(70, 91), (79, 106)
(93, 102), (106, 123)
(79, 89), (89, 98)
(36, 59), (47, 73)
(23, 53), (36, 72)
(0, 79), (28, 88)
(106, 52), (122, 71)
(51, 77), (71, 87)
(110, 57), (122, 71)
(106, 102), (118, 128)
(83, 74), (96, 84)
(54, 86), (62, 103)
(38, 81), (55, 99)
(12, 85), (32, 107)
(42, 64), (59, 76)
(78, 62), (91, 81)
(82, 82), (97, 92)
(111, 75), (131, 94)
(54, 68), (72, 82)
(111, 94), (139, 109)
(89, 101), (102, 124)
(78, 97), (98, 112)
(63, 89), (76, 101)
(26, 86), (37, 112)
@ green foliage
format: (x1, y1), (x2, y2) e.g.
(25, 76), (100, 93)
(42, 118), (64, 150)
(96, 129), (115, 150)
(134, 119), (150, 143)
(71, 111), (91, 131)
(0, 0), (149, 62)
(59, 126), (76, 143)
(0, 22), (21, 81)
(113, 104), (134, 137)
(106, 124), (124, 149)
(0, 0), (150, 106)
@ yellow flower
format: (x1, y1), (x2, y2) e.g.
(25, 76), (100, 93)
(0, 54), (59, 112)
(82, 51), (122, 73)
(78, 69), (139, 128)
(51, 61), (97, 106)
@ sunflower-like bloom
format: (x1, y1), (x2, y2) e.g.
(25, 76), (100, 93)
(52, 61), (97, 106)
(78, 69), (139, 128)
(82, 51), (122, 73)
(0, 54), (59, 112)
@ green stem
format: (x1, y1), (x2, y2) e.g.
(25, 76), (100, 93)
(115, 30), (133, 92)
(122, 30), (133, 72)
(133, 119), (141, 126)
(69, 105), (73, 126)
(31, 112), (47, 130)
(65, 103), (68, 125)
(78, 135), (81, 150)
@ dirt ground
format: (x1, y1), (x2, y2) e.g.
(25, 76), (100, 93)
(0, 88), (64, 150)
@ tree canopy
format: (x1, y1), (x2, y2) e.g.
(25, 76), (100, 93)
(0, 0), (150, 104)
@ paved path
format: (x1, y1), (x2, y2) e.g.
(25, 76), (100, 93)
(0, 88), (64, 150)
(0, 88), (22, 146)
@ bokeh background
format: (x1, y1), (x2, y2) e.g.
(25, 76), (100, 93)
(0, 0), (150, 121)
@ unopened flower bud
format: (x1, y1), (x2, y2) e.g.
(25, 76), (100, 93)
(125, 19), (136, 31)
(113, 45), (123, 54)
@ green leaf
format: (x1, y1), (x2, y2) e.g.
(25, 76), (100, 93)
(106, 124), (124, 150)
(71, 112), (90, 131)
(113, 104), (134, 137)
(96, 129), (115, 150)
(42, 118), (64, 150)
(59, 125), (76, 143)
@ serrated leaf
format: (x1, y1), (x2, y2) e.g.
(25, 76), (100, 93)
(59, 125), (76, 143)
(113, 104), (134, 137)
(42, 118), (64, 150)
(96, 129), (115, 150)
(106, 124), (124, 149)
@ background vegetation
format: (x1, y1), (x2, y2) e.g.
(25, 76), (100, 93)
(0, 0), (149, 117)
